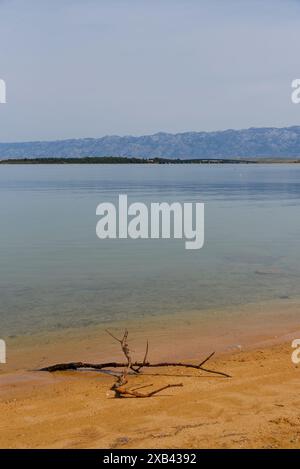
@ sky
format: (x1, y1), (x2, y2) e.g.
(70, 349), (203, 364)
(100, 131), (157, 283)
(0, 0), (300, 141)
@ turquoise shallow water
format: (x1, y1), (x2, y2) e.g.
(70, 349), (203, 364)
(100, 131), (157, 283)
(1, 164), (300, 337)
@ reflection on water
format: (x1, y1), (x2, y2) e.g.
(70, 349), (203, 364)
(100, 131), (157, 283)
(0, 164), (300, 336)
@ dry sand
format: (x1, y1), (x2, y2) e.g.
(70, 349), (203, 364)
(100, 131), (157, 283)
(0, 341), (300, 449)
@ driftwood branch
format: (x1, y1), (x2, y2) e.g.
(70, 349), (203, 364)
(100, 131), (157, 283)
(39, 359), (231, 378)
(40, 356), (230, 378)
(39, 330), (231, 397)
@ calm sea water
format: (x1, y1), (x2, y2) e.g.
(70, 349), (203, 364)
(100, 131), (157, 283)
(1, 164), (300, 337)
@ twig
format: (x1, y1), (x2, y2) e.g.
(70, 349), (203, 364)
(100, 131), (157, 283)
(113, 383), (183, 398)
(132, 340), (149, 373)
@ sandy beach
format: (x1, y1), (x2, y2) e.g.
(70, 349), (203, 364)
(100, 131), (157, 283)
(0, 342), (299, 449)
(0, 299), (300, 449)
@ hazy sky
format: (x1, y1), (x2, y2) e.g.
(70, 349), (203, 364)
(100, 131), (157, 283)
(1, 0), (300, 141)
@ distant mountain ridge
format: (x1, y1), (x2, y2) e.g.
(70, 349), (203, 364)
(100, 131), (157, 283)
(2, 126), (300, 159)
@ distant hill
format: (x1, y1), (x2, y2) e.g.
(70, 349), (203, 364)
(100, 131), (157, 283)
(2, 126), (300, 159)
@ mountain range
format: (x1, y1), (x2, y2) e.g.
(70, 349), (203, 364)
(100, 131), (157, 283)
(1, 126), (300, 159)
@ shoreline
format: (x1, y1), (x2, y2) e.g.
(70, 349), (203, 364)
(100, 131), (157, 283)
(2, 296), (300, 375)
(1, 158), (300, 165)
